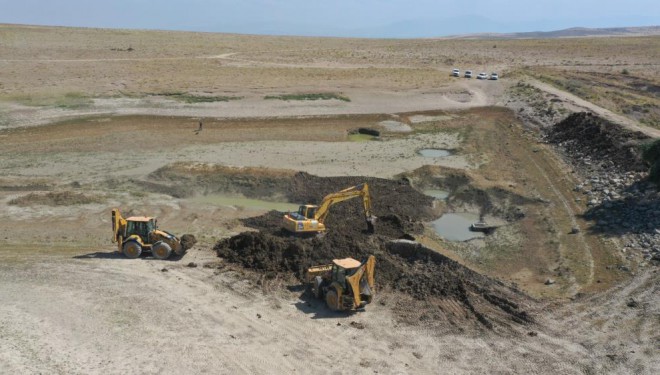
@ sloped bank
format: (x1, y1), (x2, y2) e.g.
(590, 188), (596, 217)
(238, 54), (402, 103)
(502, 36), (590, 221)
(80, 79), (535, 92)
(545, 112), (660, 263)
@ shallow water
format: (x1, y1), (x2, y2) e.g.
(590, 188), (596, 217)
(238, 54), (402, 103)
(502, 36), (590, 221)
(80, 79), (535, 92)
(431, 212), (485, 241)
(419, 149), (451, 158)
(424, 189), (450, 200)
(189, 194), (298, 211)
(348, 133), (376, 142)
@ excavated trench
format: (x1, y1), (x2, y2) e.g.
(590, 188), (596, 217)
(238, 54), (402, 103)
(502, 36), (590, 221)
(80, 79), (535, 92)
(212, 172), (534, 330)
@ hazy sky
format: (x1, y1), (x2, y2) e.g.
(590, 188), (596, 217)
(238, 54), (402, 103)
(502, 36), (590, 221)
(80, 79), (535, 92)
(1, 0), (658, 37)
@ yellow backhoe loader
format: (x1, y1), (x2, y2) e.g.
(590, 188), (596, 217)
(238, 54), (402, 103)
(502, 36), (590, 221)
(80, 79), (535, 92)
(305, 255), (376, 311)
(111, 209), (196, 259)
(282, 183), (376, 234)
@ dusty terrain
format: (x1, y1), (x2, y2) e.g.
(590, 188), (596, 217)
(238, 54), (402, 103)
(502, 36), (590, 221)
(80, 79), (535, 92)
(0, 24), (659, 374)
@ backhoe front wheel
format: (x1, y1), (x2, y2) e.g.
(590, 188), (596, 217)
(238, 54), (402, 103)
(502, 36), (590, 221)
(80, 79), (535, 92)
(122, 241), (142, 259)
(312, 276), (324, 299)
(152, 242), (172, 260)
(325, 289), (340, 311)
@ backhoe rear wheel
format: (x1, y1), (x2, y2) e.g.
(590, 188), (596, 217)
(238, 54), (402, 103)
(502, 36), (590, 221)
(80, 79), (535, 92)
(122, 241), (142, 259)
(152, 242), (172, 260)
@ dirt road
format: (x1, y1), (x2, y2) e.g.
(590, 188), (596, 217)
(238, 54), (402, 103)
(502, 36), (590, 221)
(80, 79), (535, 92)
(526, 79), (660, 139)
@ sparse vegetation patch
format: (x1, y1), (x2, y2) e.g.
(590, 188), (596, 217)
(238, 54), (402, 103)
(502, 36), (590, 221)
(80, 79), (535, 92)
(146, 92), (243, 103)
(3, 92), (92, 109)
(264, 93), (350, 102)
(8, 191), (103, 206)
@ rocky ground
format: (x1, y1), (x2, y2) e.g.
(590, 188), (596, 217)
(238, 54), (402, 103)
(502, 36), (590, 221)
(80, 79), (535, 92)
(544, 112), (660, 264)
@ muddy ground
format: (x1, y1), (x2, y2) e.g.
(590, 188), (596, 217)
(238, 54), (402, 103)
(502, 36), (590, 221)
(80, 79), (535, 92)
(214, 173), (532, 330)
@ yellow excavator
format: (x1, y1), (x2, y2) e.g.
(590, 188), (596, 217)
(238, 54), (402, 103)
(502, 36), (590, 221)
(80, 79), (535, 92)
(306, 255), (376, 311)
(111, 209), (196, 259)
(282, 183), (376, 234)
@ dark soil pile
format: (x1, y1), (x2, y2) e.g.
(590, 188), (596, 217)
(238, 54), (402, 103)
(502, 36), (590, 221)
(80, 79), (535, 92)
(215, 173), (533, 330)
(8, 191), (103, 206)
(545, 112), (650, 172)
(180, 234), (198, 251)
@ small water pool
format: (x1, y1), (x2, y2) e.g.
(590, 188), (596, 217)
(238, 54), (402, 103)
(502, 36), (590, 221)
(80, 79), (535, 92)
(189, 194), (298, 211)
(348, 133), (376, 142)
(424, 189), (450, 200)
(431, 212), (485, 241)
(419, 149), (452, 158)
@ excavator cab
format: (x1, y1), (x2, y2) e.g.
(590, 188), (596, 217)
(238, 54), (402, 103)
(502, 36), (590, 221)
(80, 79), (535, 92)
(297, 205), (318, 219)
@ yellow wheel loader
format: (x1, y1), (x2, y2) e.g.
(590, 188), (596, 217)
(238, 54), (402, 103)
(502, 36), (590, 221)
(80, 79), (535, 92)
(111, 209), (196, 260)
(282, 183), (376, 234)
(305, 255), (376, 311)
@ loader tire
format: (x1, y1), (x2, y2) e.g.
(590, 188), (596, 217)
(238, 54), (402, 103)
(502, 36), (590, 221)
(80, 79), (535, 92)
(122, 241), (142, 259)
(313, 276), (324, 299)
(152, 242), (172, 260)
(325, 289), (340, 311)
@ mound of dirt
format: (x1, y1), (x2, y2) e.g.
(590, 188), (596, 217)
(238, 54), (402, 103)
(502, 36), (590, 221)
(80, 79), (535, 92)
(8, 191), (103, 206)
(214, 173), (532, 330)
(180, 234), (198, 250)
(545, 112), (650, 172)
(240, 172), (433, 236)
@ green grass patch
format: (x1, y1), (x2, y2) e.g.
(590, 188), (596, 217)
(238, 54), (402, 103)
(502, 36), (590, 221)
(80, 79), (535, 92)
(143, 92), (242, 103)
(264, 93), (350, 102)
(2, 92), (92, 109)
(175, 94), (242, 103)
(347, 133), (376, 142)
(8, 191), (103, 206)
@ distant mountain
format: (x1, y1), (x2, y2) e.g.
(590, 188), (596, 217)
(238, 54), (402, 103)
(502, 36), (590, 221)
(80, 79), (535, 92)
(447, 26), (660, 39)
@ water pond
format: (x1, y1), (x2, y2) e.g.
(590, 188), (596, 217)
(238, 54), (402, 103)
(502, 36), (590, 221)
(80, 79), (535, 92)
(431, 212), (485, 241)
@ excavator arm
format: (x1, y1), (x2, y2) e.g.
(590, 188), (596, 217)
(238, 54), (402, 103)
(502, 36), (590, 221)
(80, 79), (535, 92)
(283, 183), (376, 234)
(315, 183), (375, 231)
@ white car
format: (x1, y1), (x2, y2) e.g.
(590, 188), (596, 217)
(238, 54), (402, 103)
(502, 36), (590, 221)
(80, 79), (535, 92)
(451, 68), (460, 77)
(464, 70), (473, 78)
(477, 72), (488, 80)
(490, 73), (499, 80)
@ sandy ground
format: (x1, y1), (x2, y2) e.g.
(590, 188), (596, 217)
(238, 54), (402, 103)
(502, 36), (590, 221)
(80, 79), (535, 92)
(0, 83), (494, 131)
(1, 25), (659, 374)
(1, 246), (656, 375)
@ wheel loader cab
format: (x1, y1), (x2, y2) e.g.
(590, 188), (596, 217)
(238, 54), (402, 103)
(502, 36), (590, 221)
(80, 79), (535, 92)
(125, 216), (155, 242)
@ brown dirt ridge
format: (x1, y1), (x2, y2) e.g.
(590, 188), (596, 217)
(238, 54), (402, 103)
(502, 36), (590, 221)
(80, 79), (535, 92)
(545, 112), (651, 173)
(214, 172), (533, 330)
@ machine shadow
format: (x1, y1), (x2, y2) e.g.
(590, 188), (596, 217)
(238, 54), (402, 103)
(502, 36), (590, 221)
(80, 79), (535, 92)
(72, 251), (186, 261)
(288, 284), (362, 319)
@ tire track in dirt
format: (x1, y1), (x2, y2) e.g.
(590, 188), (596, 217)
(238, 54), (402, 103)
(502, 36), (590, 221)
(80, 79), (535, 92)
(526, 147), (595, 291)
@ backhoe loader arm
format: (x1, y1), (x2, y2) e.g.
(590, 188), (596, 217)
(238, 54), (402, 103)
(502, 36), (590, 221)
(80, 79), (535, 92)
(111, 208), (126, 243)
(315, 183), (374, 223)
(345, 255), (376, 308)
